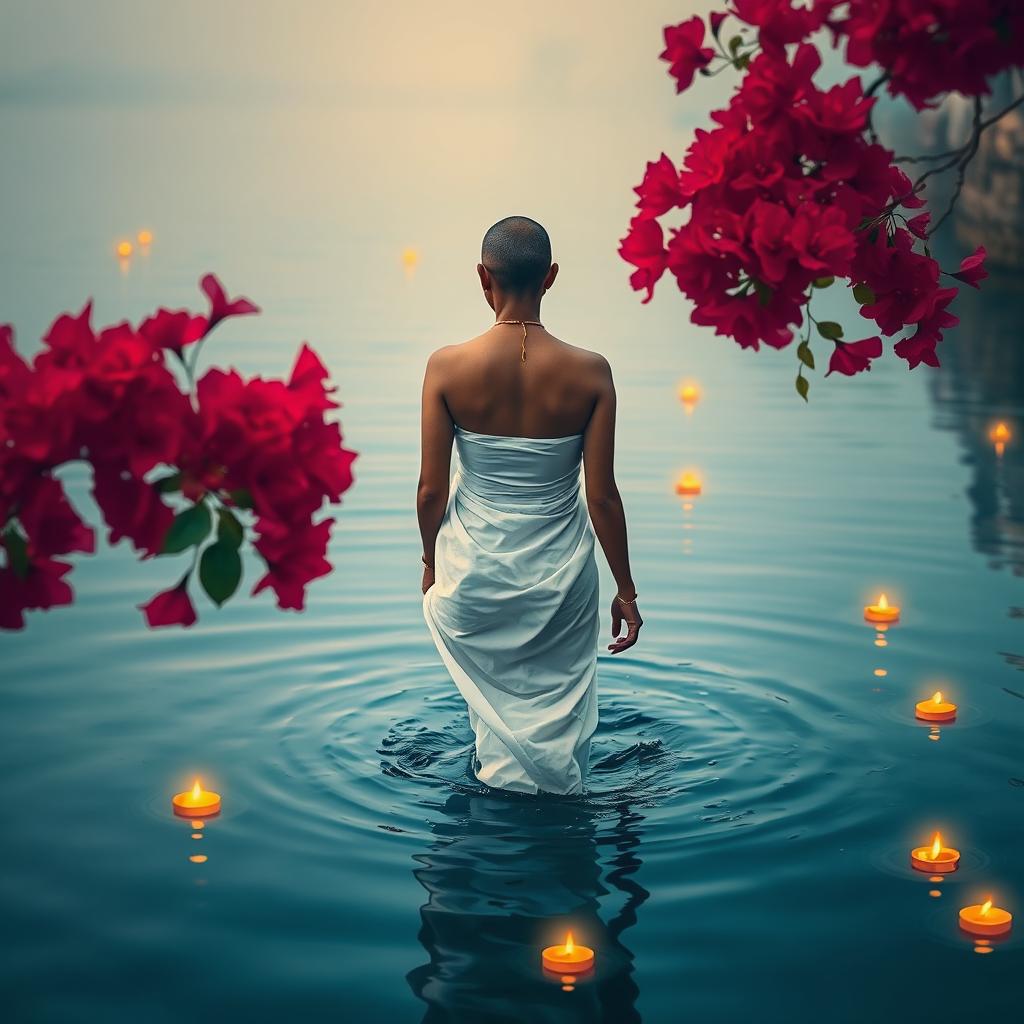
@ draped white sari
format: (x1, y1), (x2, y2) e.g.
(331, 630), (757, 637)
(423, 426), (600, 795)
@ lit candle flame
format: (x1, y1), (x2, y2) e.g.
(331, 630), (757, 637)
(981, 899), (992, 917)
(991, 422), (1010, 443)
(931, 833), (942, 859)
(877, 593), (889, 609)
(191, 778), (202, 800)
(564, 932), (574, 953)
(933, 691), (942, 705)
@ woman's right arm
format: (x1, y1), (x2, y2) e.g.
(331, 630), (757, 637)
(582, 356), (643, 654)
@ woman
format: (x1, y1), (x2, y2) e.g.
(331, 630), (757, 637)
(418, 215), (642, 796)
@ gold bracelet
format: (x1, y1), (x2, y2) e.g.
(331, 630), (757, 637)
(422, 555), (434, 569)
(615, 592), (638, 605)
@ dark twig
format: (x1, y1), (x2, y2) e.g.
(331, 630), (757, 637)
(864, 73), (890, 144)
(927, 96), (983, 237)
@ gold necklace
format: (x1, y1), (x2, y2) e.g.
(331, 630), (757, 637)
(490, 319), (544, 362)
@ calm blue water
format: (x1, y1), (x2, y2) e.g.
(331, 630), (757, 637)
(2, 6), (1023, 1020)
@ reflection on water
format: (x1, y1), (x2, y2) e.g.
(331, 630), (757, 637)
(928, 267), (1024, 577)
(407, 792), (646, 1023)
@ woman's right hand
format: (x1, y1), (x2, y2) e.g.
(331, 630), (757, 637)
(608, 595), (643, 654)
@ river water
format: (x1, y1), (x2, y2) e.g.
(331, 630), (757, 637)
(1, 4), (1022, 1020)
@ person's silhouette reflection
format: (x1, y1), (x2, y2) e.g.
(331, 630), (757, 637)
(407, 790), (647, 1024)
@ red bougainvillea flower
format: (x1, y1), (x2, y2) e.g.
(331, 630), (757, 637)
(825, 335), (883, 376)
(623, 3), (1009, 390)
(892, 286), (959, 368)
(139, 577), (198, 628)
(91, 462), (175, 558)
(618, 216), (667, 303)
(836, 0), (1024, 110)
(200, 273), (260, 331)
(251, 516), (334, 611)
(0, 556), (74, 630)
(951, 245), (988, 289)
(660, 16), (714, 93)
(733, 0), (830, 53)
(2, 273), (355, 630)
(17, 476), (95, 557)
(138, 308), (208, 356)
(633, 153), (684, 219)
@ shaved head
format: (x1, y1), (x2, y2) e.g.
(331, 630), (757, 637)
(481, 216), (552, 295)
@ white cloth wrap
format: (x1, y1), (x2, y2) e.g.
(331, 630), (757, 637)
(423, 427), (599, 795)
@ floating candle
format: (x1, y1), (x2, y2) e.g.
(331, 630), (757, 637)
(864, 592), (899, 624)
(137, 229), (153, 246)
(959, 899), (1013, 937)
(990, 421), (1011, 457)
(116, 240), (133, 259)
(675, 472), (702, 496)
(678, 382), (701, 408)
(542, 932), (594, 974)
(915, 691), (957, 723)
(172, 778), (221, 818)
(911, 832), (960, 873)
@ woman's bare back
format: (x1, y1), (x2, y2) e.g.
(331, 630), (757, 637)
(430, 326), (609, 438)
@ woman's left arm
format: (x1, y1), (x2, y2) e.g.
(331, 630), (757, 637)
(417, 349), (455, 593)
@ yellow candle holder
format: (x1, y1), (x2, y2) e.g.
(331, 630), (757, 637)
(542, 932), (594, 975)
(960, 900), (1012, 937)
(172, 778), (221, 818)
(910, 833), (960, 873)
(864, 592), (899, 623)
(915, 691), (957, 722)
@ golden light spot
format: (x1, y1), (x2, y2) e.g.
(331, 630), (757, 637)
(189, 854), (208, 864)
(116, 240), (133, 259)
(929, 890), (942, 898)
(873, 668), (887, 677)
(137, 229), (153, 246)
(191, 833), (203, 840)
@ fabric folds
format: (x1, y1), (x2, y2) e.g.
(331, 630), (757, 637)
(423, 427), (599, 795)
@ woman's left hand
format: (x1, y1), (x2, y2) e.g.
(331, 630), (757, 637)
(421, 564), (435, 594)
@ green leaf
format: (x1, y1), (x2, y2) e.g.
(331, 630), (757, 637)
(217, 507), (244, 549)
(153, 471), (182, 494)
(735, 53), (751, 70)
(199, 540), (242, 607)
(3, 528), (29, 579)
(812, 276), (835, 289)
(753, 280), (773, 307)
(160, 502), (212, 555)
(797, 341), (815, 369)
(227, 488), (254, 510)
(795, 374), (809, 402)
(852, 283), (875, 305)
(728, 35), (742, 55)
(816, 320), (844, 341)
